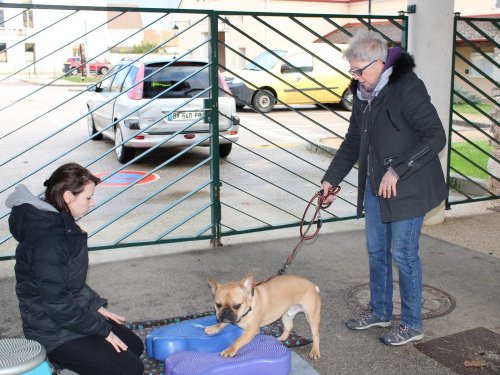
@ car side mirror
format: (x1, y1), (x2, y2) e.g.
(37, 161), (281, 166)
(87, 83), (102, 93)
(281, 63), (293, 74)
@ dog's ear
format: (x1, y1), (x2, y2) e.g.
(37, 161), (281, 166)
(240, 273), (254, 296)
(208, 278), (219, 295)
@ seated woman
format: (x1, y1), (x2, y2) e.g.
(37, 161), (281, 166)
(6, 162), (144, 375)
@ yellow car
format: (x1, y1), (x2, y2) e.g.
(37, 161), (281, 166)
(225, 44), (352, 112)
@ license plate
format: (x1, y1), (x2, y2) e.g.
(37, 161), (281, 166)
(167, 111), (203, 121)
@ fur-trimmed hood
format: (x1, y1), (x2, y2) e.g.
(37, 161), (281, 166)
(349, 52), (416, 93)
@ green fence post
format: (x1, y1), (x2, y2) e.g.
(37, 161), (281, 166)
(399, 11), (408, 50)
(209, 10), (222, 247)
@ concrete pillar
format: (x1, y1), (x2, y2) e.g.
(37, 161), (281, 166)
(488, 33), (500, 195)
(407, 0), (455, 224)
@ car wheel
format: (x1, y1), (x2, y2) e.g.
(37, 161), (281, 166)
(219, 143), (232, 158)
(99, 67), (109, 75)
(87, 111), (103, 140)
(114, 125), (135, 163)
(341, 88), (353, 111)
(252, 89), (275, 113)
(71, 69), (79, 76)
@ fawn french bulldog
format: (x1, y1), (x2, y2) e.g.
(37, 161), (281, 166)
(204, 273), (321, 359)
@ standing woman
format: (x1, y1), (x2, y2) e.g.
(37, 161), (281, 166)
(321, 30), (447, 345)
(6, 163), (144, 374)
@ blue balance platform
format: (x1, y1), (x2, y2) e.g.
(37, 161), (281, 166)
(146, 315), (243, 361)
(164, 334), (291, 375)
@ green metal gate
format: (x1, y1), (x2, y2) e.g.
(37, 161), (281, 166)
(0, 3), (408, 260)
(447, 15), (499, 206)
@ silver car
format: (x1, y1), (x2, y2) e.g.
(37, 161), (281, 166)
(86, 57), (240, 163)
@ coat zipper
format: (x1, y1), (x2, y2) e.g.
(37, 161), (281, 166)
(407, 145), (430, 167)
(367, 103), (377, 195)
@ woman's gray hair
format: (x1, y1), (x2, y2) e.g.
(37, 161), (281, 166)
(343, 30), (388, 63)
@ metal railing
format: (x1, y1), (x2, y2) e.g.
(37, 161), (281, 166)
(446, 15), (499, 206)
(0, 3), (408, 260)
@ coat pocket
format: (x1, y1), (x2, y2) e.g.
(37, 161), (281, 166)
(383, 153), (402, 166)
(390, 170), (422, 201)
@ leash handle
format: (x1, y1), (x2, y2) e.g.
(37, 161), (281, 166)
(299, 185), (341, 240)
(253, 186), (341, 286)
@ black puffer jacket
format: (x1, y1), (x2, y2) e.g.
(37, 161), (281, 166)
(6, 184), (111, 352)
(323, 52), (447, 222)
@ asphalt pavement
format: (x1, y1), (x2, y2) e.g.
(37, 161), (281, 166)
(0, 199), (499, 375)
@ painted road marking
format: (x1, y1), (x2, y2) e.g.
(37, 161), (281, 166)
(95, 170), (160, 187)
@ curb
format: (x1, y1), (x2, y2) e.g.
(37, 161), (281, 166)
(20, 78), (91, 88)
(307, 138), (340, 156)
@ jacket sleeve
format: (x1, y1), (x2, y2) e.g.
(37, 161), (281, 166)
(32, 232), (111, 338)
(390, 75), (446, 180)
(81, 284), (109, 311)
(322, 105), (361, 185)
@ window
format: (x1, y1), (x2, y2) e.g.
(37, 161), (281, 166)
(110, 65), (131, 92)
(143, 63), (210, 99)
(0, 43), (7, 63)
(25, 43), (35, 62)
(237, 47), (246, 69)
(98, 66), (119, 92)
(245, 50), (287, 71)
(469, 52), (496, 78)
(122, 66), (138, 92)
(22, 1), (34, 28)
(0, 10), (5, 26)
(285, 53), (313, 73)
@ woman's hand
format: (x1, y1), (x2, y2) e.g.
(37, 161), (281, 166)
(321, 181), (337, 204)
(378, 171), (399, 198)
(98, 307), (126, 325)
(105, 331), (128, 353)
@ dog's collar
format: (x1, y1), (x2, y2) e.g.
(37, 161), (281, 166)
(236, 306), (252, 323)
(235, 288), (254, 323)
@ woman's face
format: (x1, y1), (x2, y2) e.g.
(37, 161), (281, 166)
(64, 182), (96, 218)
(349, 59), (384, 89)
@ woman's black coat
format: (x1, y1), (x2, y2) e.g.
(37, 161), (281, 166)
(322, 53), (447, 222)
(9, 202), (111, 352)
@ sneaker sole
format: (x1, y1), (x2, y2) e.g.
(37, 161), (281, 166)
(380, 333), (424, 346)
(346, 321), (392, 330)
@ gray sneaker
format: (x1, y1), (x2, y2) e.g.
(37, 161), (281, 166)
(346, 308), (391, 330)
(379, 324), (424, 346)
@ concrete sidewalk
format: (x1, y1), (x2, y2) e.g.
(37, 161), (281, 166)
(0, 200), (498, 374)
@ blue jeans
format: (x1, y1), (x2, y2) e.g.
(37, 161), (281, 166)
(364, 179), (424, 330)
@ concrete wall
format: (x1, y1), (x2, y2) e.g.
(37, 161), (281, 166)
(407, 0), (454, 224)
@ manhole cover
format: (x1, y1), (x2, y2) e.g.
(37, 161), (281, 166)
(343, 282), (456, 320)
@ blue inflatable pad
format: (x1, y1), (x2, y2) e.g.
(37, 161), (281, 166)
(164, 334), (291, 375)
(146, 315), (244, 361)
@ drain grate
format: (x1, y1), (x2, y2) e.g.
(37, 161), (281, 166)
(343, 282), (456, 319)
(415, 327), (500, 375)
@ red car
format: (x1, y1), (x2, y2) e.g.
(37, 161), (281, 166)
(64, 57), (110, 75)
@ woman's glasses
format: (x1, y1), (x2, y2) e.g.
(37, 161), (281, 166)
(348, 60), (377, 77)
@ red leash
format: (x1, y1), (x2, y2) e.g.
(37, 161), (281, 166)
(254, 185), (341, 286)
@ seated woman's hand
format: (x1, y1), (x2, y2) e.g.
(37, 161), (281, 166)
(98, 306), (126, 324)
(105, 331), (128, 353)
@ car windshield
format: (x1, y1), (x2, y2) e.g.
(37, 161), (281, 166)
(244, 50), (287, 71)
(143, 62), (210, 99)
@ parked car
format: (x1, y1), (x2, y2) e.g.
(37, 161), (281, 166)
(224, 44), (353, 112)
(63, 57), (110, 75)
(86, 57), (240, 163)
